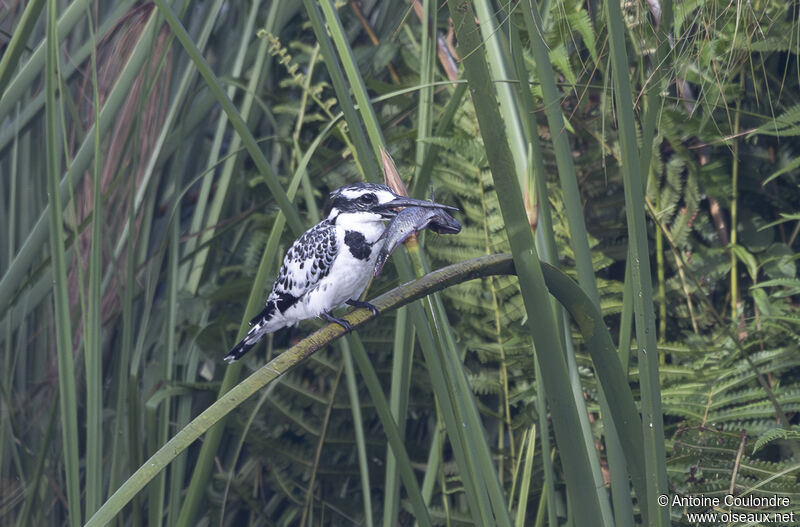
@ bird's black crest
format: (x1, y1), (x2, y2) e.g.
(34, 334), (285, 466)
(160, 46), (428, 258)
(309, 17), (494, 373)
(328, 182), (390, 198)
(327, 183), (392, 215)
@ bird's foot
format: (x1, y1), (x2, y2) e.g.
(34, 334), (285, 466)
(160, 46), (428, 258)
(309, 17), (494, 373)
(322, 311), (353, 331)
(346, 299), (379, 316)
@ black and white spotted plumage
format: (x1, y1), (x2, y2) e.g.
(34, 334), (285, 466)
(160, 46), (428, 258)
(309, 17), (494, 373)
(224, 183), (456, 363)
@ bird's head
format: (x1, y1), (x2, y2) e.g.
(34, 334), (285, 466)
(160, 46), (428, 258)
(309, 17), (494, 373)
(327, 183), (455, 221)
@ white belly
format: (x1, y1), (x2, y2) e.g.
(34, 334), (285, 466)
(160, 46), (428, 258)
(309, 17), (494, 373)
(281, 218), (386, 322)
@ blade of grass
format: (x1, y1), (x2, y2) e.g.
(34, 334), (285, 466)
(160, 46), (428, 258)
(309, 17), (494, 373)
(531, 354), (558, 527)
(181, 0), (265, 293)
(316, 0), (386, 166)
(45, 1), (81, 524)
(518, 2), (632, 523)
(83, 10), (104, 518)
(302, 0), (380, 178)
(341, 340), (373, 527)
(346, 333), (433, 527)
(108, 165), (136, 509)
(127, 217), (160, 527)
(619, 263), (634, 368)
(513, 425), (536, 526)
(416, 415), (445, 522)
(410, 82), (468, 199)
(382, 306), (415, 527)
(448, 3), (610, 524)
(148, 204), (179, 527)
(151, 0), (303, 236)
(0, 0), (46, 100)
(0, 4), (159, 321)
(603, 0), (669, 522)
(472, 0), (527, 186)
(507, 33), (561, 527)
(167, 344), (201, 527)
(413, 0), (436, 187)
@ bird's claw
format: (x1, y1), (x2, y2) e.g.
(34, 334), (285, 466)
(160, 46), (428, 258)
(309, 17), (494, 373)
(322, 312), (353, 332)
(346, 299), (379, 317)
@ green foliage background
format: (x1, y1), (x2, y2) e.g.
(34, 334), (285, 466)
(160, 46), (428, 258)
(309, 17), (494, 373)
(1, 0), (799, 525)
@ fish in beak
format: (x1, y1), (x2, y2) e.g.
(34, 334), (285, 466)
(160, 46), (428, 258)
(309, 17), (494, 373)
(373, 206), (462, 276)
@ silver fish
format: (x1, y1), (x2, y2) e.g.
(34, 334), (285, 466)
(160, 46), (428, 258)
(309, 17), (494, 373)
(373, 206), (461, 277)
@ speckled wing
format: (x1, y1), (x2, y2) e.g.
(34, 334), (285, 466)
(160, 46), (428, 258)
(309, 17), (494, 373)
(223, 220), (337, 364)
(225, 220), (340, 363)
(258, 219), (338, 317)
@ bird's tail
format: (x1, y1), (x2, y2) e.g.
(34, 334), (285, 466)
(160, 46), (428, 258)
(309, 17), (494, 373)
(223, 336), (258, 364)
(223, 302), (276, 363)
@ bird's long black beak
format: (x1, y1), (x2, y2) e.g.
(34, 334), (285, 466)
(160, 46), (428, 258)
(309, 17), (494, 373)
(374, 196), (458, 217)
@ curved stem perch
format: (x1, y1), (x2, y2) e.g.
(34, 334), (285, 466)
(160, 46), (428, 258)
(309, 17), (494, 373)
(85, 253), (644, 526)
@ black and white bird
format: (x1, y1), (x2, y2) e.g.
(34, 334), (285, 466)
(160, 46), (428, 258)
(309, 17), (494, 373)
(224, 183), (456, 363)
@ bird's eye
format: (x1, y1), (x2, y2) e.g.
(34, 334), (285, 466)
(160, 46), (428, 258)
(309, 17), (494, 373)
(360, 193), (377, 204)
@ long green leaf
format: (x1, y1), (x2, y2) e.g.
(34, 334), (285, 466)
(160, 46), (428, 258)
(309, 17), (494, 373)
(150, 0), (303, 237)
(413, 0), (436, 187)
(181, 0), (265, 293)
(0, 4), (159, 320)
(341, 340), (374, 527)
(447, 3), (608, 524)
(0, 0), (46, 100)
(317, 0), (385, 166)
(506, 26), (561, 526)
(472, 0), (528, 186)
(382, 306), (415, 527)
(83, 11), (103, 518)
(603, 0), (670, 523)
(347, 335), (433, 527)
(45, 1), (81, 524)
(302, 0), (379, 178)
(519, 2), (632, 523)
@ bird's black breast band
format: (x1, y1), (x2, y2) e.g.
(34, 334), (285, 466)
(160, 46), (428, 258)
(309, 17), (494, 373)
(344, 230), (372, 260)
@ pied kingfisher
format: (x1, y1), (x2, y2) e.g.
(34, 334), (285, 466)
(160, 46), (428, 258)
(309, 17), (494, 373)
(224, 183), (456, 363)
